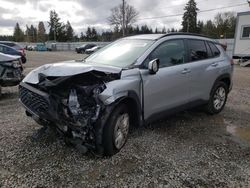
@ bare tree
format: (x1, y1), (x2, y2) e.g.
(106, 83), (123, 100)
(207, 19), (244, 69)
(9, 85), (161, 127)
(108, 1), (139, 36)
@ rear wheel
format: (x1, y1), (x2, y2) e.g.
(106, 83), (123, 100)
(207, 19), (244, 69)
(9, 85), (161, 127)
(103, 104), (130, 156)
(205, 81), (228, 114)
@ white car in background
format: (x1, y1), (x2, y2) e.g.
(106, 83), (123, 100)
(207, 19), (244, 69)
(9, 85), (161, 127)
(85, 46), (102, 54)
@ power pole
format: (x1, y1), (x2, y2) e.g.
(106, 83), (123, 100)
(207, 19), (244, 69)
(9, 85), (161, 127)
(122, 0), (125, 37)
(54, 25), (56, 42)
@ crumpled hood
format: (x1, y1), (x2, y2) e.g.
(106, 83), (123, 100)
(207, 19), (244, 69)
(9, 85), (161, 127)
(23, 60), (122, 84)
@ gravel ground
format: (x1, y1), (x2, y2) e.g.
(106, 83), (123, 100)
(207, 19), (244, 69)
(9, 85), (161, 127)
(0, 51), (250, 187)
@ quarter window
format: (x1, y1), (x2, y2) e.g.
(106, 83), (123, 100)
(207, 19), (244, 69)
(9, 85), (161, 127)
(242, 26), (250, 38)
(208, 42), (220, 57)
(145, 39), (186, 68)
(188, 39), (208, 61)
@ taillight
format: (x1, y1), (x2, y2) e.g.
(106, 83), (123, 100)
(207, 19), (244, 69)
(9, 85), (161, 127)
(19, 48), (25, 56)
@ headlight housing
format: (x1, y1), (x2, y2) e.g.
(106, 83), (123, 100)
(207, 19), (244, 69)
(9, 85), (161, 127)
(3, 61), (21, 68)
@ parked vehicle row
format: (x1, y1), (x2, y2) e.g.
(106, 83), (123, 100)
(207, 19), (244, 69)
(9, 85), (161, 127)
(19, 33), (234, 156)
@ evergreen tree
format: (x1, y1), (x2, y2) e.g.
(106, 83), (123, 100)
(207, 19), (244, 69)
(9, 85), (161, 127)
(140, 25), (152, 34)
(48, 10), (64, 41)
(80, 32), (85, 41)
(0, 35), (14, 41)
(162, 27), (166, 33)
(155, 28), (158, 34)
(91, 27), (98, 41)
(37, 21), (46, 42)
(65, 21), (74, 41)
(85, 27), (92, 41)
(197, 20), (204, 34)
(13, 23), (24, 42)
(202, 20), (217, 38)
(182, 0), (199, 33)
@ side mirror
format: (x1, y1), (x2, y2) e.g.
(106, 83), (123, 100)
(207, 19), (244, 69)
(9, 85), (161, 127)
(148, 59), (159, 74)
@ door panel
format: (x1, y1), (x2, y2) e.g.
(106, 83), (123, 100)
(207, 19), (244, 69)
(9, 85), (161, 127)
(141, 64), (191, 120)
(140, 39), (192, 120)
(187, 40), (222, 101)
(187, 59), (220, 101)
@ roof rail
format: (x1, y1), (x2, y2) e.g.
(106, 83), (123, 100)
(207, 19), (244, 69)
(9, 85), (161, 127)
(159, 32), (214, 39)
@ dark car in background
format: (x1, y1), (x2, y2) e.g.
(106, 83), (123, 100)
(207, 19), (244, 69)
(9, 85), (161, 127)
(0, 41), (25, 55)
(0, 53), (24, 97)
(75, 44), (96, 53)
(0, 44), (27, 64)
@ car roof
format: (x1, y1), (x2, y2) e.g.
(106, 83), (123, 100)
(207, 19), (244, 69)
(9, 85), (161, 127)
(125, 34), (165, 40)
(0, 41), (16, 44)
(0, 43), (17, 50)
(0, 41), (22, 47)
(125, 32), (215, 41)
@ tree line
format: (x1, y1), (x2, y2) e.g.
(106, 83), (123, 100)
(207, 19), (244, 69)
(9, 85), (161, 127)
(1, 0), (237, 42)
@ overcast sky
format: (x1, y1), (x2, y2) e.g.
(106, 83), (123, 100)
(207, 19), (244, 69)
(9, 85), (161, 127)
(0, 0), (249, 35)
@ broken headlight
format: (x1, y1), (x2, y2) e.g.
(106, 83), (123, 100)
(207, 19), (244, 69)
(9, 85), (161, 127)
(3, 61), (21, 68)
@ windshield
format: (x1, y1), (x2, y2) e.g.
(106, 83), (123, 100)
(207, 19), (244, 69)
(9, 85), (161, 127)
(85, 39), (154, 68)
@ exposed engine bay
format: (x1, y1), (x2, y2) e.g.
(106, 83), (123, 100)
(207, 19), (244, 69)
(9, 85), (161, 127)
(20, 70), (120, 153)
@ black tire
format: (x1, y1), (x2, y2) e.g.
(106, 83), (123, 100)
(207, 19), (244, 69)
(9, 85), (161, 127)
(21, 56), (26, 64)
(205, 81), (228, 115)
(102, 104), (130, 156)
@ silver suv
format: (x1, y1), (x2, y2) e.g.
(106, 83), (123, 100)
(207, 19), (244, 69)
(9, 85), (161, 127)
(19, 33), (233, 156)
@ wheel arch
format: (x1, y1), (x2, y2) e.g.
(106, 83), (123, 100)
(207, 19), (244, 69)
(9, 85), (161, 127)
(112, 91), (143, 128)
(211, 73), (231, 95)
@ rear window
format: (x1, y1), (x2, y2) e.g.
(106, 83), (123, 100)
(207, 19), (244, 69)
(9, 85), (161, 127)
(188, 39), (208, 61)
(208, 42), (220, 57)
(0, 42), (22, 50)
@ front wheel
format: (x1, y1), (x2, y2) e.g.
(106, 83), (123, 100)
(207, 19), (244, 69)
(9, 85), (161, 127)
(205, 81), (228, 114)
(103, 104), (130, 156)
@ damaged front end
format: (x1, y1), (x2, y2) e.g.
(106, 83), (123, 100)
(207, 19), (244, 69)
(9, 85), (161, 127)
(0, 56), (24, 87)
(19, 69), (120, 154)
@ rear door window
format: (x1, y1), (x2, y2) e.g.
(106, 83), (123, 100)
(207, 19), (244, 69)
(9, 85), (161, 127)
(188, 39), (208, 61)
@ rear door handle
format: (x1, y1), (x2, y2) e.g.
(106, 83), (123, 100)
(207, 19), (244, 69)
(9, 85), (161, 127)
(211, 62), (218, 67)
(181, 68), (191, 74)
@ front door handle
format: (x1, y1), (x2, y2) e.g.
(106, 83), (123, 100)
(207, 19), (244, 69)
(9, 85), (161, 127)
(181, 68), (191, 74)
(211, 62), (218, 67)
